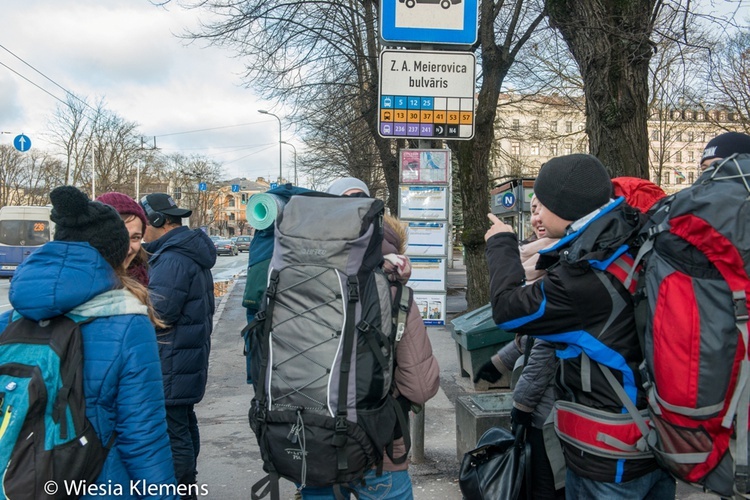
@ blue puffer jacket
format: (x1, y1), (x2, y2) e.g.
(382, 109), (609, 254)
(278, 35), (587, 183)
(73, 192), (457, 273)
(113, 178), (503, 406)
(0, 241), (177, 499)
(143, 226), (216, 405)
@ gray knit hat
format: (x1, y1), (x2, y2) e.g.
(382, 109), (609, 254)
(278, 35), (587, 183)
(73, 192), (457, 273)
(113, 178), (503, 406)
(534, 154), (612, 221)
(326, 177), (370, 196)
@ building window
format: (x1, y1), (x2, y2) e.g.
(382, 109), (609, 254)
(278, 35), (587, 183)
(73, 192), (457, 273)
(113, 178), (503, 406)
(685, 110), (693, 119)
(512, 119), (520, 131)
(697, 111), (704, 120)
(651, 130), (659, 140)
(675, 132), (682, 142)
(688, 131), (694, 142)
(701, 132), (707, 142)
(531, 120), (539, 132)
(565, 121), (573, 133)
(530, 143), (540, 155)
(719, 112), (726, 121)
(511, 142), (520, 156)
(549, 143), (558, 156)
(662, 171), (671, 185)
(676, 173), (684, 185)
(550, 121), (558, 132)
(688, 172), (695, 183)
(228, 197), (236, 208)
(564, 143), (573, 155)
(688, 150), (694, 162)
(675, 151), (682, 162)
(672, 110), (681, 120)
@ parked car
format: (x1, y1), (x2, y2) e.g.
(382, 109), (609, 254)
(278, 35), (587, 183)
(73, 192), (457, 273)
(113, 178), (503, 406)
(209, 235), (222, 242)
(214, 238), (238, 256)
(235, 235), (253, 253)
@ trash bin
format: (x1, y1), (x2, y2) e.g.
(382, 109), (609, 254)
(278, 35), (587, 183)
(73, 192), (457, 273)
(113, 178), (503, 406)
(455, 392), (514, 460)
(451, 303), (515, 390)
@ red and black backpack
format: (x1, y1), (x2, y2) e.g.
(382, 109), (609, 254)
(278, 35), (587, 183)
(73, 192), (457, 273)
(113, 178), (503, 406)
(624, 153), (750, 497)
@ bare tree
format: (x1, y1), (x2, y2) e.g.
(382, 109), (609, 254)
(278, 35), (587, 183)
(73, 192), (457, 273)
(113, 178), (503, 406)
(0, 145), (27, 206)
(157, 0), (548, 309)
(450, 0), (547, 310)
(703, 30), (750, 135)
(171, 154), (225, 229)
(545, 0), (663, 179)
(47, 94), (98, 186)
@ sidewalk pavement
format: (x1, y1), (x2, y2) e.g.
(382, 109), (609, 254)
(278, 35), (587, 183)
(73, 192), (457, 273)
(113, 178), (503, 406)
(196, 255), (718, 499)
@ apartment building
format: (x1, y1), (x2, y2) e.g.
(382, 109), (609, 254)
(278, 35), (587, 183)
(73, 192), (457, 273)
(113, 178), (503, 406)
(492, 93), (744, 193)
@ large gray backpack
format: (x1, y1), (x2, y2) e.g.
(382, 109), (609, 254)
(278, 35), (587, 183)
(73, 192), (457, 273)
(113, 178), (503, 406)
(248, 194), (410, 499)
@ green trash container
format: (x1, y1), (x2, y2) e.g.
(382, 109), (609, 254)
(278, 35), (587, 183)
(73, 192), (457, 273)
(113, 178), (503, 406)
(450, 303), (515, 390)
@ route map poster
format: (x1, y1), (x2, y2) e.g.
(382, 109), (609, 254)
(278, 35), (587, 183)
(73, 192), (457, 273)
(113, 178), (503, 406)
(400, 149), (449, 184)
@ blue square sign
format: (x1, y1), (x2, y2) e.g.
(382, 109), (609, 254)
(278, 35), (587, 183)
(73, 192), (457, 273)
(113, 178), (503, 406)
(380, 0), (478, 46)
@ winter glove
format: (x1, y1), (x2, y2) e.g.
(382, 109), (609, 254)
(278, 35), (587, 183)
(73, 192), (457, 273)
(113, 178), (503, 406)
(473, 359), (503, 384)
(510, 406), (533, 435)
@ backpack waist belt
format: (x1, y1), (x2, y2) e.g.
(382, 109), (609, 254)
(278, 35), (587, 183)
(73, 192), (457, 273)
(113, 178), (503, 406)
(554, 400), (653, 459)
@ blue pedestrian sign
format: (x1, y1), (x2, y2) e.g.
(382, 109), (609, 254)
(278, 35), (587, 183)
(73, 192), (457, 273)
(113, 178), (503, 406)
(198, 182), (207, 191)
(270, 182), (278, 189)
(380, 0), (478, 46)
(231, 184), (240, 192)
(13, 134), (31, 152)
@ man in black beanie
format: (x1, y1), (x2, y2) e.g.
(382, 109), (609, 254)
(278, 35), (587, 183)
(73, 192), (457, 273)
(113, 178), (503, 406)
(479, 154), (676, 498)
(700, 131), (750, 171)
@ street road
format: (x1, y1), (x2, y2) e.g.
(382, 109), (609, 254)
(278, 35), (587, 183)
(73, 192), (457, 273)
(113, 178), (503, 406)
(0, 250), (248, 315)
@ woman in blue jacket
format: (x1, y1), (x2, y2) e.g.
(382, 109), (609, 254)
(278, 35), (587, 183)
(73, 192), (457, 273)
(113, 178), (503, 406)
(0, 186), (178, 499)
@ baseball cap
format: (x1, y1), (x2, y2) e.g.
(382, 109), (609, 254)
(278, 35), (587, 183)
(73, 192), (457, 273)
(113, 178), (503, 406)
(143, 193), (193, 218)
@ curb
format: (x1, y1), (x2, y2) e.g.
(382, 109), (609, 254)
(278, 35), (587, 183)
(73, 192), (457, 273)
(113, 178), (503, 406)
(213, 278), (240, 328)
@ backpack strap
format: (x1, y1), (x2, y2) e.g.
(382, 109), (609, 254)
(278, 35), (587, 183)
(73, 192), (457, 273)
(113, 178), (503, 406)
(54, 316), (94, 440)
(332, 275), (360, 477)
(391, 282), (412, 345)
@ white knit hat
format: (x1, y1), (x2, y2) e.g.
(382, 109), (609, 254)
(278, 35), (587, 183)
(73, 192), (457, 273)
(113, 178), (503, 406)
(326, 177), (370, 196)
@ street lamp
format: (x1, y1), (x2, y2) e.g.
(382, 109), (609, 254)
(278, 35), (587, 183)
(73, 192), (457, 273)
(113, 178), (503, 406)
(280, 141), (297, 186)
(258, 110), (282, 184)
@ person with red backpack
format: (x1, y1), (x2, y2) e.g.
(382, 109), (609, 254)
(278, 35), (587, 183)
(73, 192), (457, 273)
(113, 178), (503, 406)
(700, 131), (750, 171)
(484, 154), (676, 499)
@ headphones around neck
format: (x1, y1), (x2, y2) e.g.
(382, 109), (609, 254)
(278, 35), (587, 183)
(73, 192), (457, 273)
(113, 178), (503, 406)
(140, 196), (166, 228)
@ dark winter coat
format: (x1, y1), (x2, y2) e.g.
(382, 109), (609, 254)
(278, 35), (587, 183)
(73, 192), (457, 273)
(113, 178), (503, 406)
(486, 198), (659, 483)
(144, 226), (217, 405)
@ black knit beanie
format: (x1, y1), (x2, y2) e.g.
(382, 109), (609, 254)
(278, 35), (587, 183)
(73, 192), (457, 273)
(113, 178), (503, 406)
(701, 132), (750, 163)
(534, 154), (612, 221)
(50, 186), (130, 270)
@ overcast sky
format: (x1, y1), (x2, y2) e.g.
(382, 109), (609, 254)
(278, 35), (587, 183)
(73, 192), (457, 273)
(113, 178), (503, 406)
(0, 0), (294, 182)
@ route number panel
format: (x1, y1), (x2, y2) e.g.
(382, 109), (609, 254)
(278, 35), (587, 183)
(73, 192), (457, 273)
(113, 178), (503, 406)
(379, 50), (476, 140)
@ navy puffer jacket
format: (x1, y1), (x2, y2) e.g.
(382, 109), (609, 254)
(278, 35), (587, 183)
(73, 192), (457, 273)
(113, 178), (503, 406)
(144, 226), (217, 405)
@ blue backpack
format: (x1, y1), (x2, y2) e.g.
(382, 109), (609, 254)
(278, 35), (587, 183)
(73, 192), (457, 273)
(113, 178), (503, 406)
(0, 315), (111, 499)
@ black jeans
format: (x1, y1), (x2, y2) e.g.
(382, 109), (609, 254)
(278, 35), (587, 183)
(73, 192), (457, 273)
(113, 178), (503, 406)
(528, 426), (565, 499)
(166, 405), (200, 489)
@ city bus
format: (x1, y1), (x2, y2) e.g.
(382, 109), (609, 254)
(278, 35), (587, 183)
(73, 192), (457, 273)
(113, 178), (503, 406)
(0, 206), (54, 278)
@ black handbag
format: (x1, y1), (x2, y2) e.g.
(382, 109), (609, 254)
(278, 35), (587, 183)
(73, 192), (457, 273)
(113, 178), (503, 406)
(458, 425), (531, 500)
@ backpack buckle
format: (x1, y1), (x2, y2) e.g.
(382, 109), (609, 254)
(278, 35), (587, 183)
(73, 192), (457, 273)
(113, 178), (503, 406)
(267, 276), (279, 297)
(733, 291), (748, 322)
(347, 282), (359, 302)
